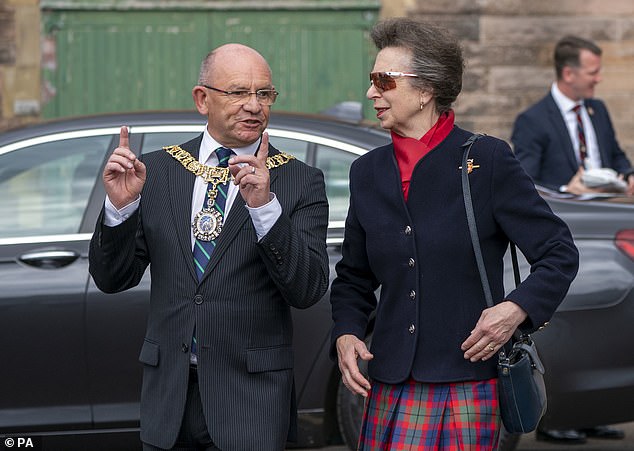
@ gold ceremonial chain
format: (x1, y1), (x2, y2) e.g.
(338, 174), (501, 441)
(163, 145), (295, 183)
(165, 145), (295, 242)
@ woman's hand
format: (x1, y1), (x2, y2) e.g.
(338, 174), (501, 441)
(336, 334), (374, 397)
(461, 301), (527, 362)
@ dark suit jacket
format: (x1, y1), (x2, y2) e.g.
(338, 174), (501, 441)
(89, 134), (329, 450)
(330, 127), (579, 384)
(511, 92), (632, 191)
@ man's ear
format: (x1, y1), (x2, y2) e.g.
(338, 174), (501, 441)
(192, 86), (209, 115)
(561, 66), (575, 84)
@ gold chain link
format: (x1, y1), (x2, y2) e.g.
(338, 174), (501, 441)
(164, 145), (295, 183)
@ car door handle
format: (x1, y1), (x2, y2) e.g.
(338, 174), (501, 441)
(19, 250), (81, 269)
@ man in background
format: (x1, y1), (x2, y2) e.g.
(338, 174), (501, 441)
(512, 35), (633, 197)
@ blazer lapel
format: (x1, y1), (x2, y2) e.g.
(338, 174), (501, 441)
(169, 134), (203, 281)
(547, 94), (579, 173)
(585, 100), (608, 165)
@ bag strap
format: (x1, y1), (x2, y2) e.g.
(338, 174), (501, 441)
(460, 134), (522, 340)
(460, 134), (495, 308)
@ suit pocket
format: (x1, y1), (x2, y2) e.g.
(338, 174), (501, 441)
(139, 338), (160, 367)
(246, 345), (294, 373)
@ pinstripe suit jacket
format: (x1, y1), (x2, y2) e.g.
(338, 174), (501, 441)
(89, 134), (329, 450)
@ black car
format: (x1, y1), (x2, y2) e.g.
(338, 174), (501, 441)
(1, 111), (633, 451)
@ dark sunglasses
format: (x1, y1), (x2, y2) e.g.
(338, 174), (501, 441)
(369, 71), (419, 92)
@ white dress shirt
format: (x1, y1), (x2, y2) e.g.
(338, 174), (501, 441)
(551, 82), (601, 170)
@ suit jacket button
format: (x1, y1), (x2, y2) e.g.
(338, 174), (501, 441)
(181, 343), (189, 353)
(405, 225), (412, 235)
(194, 295), (203, 305)
(409, 290), (416, 300)
(408, 258), (415, 267)
(408, 324), (416, 334)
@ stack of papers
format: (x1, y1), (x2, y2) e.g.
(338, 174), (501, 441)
(581, 168), (627, 192)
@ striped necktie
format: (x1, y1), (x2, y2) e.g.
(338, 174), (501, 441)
(192, 146), (233, 280)
(572, 104), (587, 167)
(190, 146), (232, 364)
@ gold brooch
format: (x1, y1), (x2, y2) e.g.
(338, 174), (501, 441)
(459, 159), (480, 174)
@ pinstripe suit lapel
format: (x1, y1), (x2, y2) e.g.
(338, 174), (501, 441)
(200, 146), (282, 279)
(169, 135), (202, 282)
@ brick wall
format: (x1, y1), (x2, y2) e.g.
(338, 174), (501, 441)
(0, 0), (41, 131)
(401, 0), (634, 161)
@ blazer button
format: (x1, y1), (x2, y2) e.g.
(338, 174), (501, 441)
(194, 295), (203, 305)
(408, 324), (416, 334)
(405, 225), (412, 235)
(408, 258), (415, 268)
(181, 343), (189, 353)
(409, 290), (416, 300)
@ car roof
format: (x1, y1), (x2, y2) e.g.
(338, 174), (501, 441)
(0, 110), (390, 151)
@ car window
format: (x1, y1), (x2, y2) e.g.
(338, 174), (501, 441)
(315, 144), (356, 223)
(141, 132), (200, 154)
(0, 136), (111, 238)
(267, 136), (308, 163)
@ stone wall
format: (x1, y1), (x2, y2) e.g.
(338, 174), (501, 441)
(0, 0), (41, 131)
(401, 0), (634, 161)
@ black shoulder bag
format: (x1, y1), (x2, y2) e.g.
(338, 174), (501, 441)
(461, 134), (547, 433)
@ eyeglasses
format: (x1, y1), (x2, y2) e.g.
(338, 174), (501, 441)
(201, 84), (279, 105)
(369, 71), (419, 92)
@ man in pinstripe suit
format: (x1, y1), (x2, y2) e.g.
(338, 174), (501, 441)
(89, 44), (329, 450)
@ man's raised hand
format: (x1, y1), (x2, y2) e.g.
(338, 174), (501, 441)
(103, 126), (146, 209)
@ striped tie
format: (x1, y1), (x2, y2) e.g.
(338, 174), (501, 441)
(190, 146), (232, 363)
(192, 146), (233, 280)
(572, 104), (587, 167)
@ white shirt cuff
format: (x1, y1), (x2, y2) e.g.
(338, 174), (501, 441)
(104, 195), (140, 227)
(246, 193), (282, 241)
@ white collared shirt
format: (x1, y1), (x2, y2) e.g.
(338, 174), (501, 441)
(104, 126), (281, 244)
(551, 82), (601, 169)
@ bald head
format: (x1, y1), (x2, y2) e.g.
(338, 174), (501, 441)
(198, 44), (271, 86)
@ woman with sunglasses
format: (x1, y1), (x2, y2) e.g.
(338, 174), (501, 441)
(330, 18), (579, 450)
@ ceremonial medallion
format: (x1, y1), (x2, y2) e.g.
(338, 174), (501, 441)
(192, 208), (223, 241)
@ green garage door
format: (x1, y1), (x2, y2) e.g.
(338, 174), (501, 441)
(41, 2), (379, 119)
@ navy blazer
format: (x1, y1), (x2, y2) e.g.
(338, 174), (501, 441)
(90, 135), (329, 450)
(511, 92), (632, 191)
(330, 127), (578, 384)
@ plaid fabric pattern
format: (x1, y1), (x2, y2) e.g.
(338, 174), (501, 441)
(358, 378), (500, 451)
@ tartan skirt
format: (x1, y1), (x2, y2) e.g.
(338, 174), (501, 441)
(358, 378), (500, 451)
